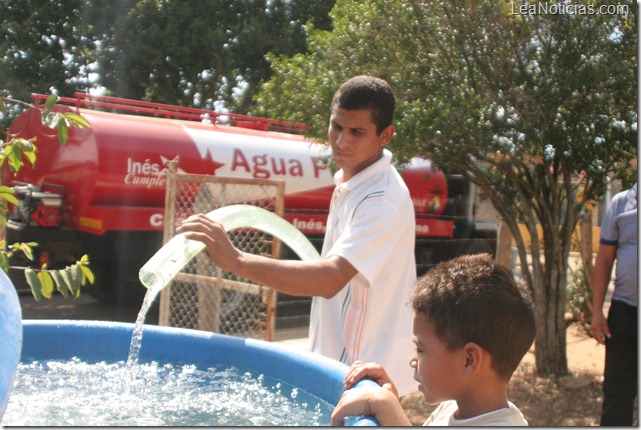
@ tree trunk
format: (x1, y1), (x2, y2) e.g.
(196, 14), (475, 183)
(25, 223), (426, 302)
(533, 276), (569, 377)
(530, 239), (570, 377)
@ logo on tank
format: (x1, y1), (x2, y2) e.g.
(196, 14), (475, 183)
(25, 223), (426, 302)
(125, 156), (185, 188)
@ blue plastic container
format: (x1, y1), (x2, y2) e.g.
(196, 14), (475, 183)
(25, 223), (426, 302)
(0, 270), (22, 420)
(18, 320), (379, 426)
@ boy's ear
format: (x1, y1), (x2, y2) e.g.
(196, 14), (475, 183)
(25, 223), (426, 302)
(462, 342), (484, 375)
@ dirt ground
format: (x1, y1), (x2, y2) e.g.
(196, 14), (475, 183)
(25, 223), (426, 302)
(400, 323), (637, 427)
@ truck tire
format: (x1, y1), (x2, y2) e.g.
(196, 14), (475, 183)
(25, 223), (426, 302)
(84, 231), (162, 307)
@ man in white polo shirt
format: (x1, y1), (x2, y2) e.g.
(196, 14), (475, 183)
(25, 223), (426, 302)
(178, 75), (417, 396)
(308, 76), (416, 396)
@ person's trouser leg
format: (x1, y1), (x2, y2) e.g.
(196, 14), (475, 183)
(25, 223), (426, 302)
(600, 301), (638, 426)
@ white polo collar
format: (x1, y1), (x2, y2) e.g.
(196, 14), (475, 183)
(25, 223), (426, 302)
(333, 149), (393, 191)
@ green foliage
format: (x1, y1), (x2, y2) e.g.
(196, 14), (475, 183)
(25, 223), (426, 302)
(257, 0), (637, 188)
(566, 263), (593, 331)
(24, 254), (94, 300)
(0, 0), (91, 103)
(0, 0), (335, 115)
(254, 0), (637, 376)
(100, 0), (335, 112)
(253, 0), (399, 142)
(0, 95), (94, 299)
(40, 96), (91, 146)
(0, 95), (90, 226)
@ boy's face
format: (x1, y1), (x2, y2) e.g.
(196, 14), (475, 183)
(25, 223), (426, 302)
(328, 106), (394, 181)
(410, 313), (465, 405)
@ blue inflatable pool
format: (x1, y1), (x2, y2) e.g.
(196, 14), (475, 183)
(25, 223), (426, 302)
(0, 270), (21, 419)
(16, 319), (379, 426)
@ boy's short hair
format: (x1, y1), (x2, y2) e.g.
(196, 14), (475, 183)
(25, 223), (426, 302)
(410, 253), (535, 380)
(331, 75), (395, 135)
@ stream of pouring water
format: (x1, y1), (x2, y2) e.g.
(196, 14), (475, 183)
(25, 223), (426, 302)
(126, 205), (321, 368)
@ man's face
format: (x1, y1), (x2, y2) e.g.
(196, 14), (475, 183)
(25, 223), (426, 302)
(327, 106), (394, 181)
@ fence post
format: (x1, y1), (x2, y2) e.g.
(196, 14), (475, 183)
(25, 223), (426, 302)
(158, 161), (178, 327)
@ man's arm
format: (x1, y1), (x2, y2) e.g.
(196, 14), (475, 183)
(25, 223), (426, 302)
(176, 213), (357, 298)
(230, 250), (356, 298)
(590, 243), (617, 344)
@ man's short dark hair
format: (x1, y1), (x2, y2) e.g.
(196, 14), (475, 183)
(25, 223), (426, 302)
(410, 253), (536, 380)
(331, 75), (395, 134)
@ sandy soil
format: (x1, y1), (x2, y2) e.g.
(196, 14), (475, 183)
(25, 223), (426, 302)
(400, 323), (634, 427)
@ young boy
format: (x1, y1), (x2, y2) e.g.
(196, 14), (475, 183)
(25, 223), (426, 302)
(331, 253), (536, 426)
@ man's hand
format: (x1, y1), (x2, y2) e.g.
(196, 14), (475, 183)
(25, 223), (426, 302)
(590, 310), (611, 345)
(176, 213), (242, 273)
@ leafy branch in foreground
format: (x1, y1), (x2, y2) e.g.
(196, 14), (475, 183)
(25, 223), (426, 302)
(0, 94), (94, 299)
(25, 252), (94, 300)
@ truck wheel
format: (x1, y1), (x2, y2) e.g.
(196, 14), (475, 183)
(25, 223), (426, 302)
(86, 259), (147, 307)
(84, 231), (161, 307)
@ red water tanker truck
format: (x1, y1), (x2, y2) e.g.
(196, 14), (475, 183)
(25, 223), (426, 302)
(5, 93), (497, 305)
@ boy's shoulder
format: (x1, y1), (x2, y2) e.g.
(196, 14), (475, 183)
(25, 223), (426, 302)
(423, 400), (528, 426)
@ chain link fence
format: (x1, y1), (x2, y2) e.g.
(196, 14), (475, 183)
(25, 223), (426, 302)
(158, 164), (284, 340)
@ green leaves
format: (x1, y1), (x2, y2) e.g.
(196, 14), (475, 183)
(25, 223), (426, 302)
(96, 0), (334, 114)
(37, 270), (55, 299)
(25, 269), (42, 301)
(79, 254), (95, 284)
(44, 94), (59, 110)
(39, 102), (90, 146)
(8, 242), (37, 261)
(0, 185), (18, 227)
(0, 186), (19, 207)
(1, 136), (37, 173)
(23, 255), (95, 301)
(1, 94), (89, 179)
(50, 271), (67, 297)
(0, 94), (93, 301)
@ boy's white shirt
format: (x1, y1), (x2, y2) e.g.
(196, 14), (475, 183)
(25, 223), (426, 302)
(423, 400), (528, 426)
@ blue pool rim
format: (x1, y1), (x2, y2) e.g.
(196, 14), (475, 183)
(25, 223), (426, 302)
(0, 270), (22, 419)
(19, 319), (379, 426)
